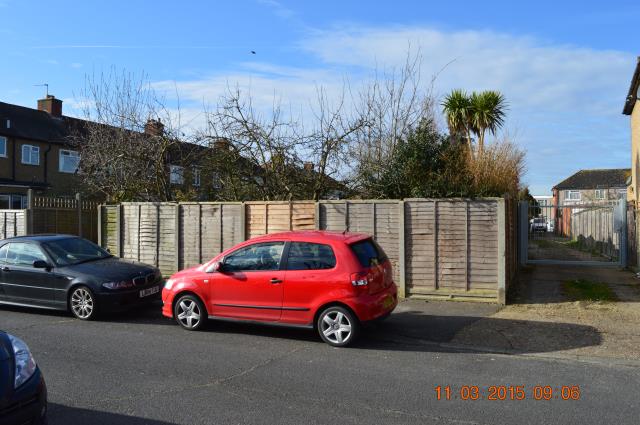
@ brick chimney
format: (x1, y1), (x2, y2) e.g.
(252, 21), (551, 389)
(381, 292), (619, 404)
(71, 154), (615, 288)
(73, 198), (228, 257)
(37, 95), (63, 117)
(303, 162), (314, 172)
(144, 119), (164, 136)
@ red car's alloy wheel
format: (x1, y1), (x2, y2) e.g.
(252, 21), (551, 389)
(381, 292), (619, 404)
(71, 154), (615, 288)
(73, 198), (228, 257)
(318, 306), (359, 347)
(174, 295), (206, 330)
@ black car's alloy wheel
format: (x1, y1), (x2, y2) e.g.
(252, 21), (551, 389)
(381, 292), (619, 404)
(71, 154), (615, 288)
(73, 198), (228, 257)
(69, 286), (96, 320)
(174, 295), (206, 331)
(317, 306), (360, 347)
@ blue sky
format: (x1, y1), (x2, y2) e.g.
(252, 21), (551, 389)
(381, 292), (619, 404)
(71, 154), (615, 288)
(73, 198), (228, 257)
(1, 0), (638, 195)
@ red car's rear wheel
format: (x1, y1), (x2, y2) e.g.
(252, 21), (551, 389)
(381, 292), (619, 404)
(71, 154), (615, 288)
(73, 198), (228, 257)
(317, 306), (360, 347)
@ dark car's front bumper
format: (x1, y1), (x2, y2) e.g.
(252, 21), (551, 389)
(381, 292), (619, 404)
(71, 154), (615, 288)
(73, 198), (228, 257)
(0, 368), (47, 425)
(97, 282), (163, 312)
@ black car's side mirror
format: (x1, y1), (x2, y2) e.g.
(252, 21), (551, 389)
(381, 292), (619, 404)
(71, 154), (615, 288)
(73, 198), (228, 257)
(33, 260), (51, 270)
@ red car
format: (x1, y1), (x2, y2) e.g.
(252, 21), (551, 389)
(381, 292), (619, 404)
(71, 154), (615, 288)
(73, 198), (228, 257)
(162, 231), (398, 347)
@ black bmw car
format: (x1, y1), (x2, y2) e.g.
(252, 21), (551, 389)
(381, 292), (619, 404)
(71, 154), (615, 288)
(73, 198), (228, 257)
(0, 331), (47, 425)
(0, 235), (163, 320)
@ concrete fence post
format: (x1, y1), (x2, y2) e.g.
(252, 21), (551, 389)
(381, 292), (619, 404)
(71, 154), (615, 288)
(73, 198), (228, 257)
(97, 205), (103, 247)
(75, 193), (83, 237)
(116, 204), (123, 258)
(174, 203), (180, 273)
(497, 198), (507, 305)
(240, 203), (247, 241)
(26, 188), (34, 234)
(314, 202), (320, 230)
(398, 200), (406, 298)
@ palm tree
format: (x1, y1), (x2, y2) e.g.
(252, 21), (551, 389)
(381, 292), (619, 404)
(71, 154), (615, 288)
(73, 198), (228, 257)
(469, 91), (507, 156)
(441, 89), (472, 153)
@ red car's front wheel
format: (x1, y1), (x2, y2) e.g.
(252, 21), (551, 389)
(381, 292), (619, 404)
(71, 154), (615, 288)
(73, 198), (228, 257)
(174, 295), (207, 331)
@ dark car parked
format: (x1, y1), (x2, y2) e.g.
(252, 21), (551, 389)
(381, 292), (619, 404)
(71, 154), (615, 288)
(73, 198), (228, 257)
(0, 235), (163, 320)
(0, 331), (47, 425)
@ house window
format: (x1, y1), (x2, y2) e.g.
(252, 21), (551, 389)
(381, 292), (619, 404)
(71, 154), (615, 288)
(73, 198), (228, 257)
(0, 195), (25, 210)
(192, 167), (201, 187)
(11, 195), (26, 209)
(566, 190), (581, 201)
(618, 189), (627, 199)
(0, 136), (7, 157)
(21, 144), (39, 165)
(59, 149), (80, 173)
(169, 165), (184, 185)
(594, 189), (605, 200)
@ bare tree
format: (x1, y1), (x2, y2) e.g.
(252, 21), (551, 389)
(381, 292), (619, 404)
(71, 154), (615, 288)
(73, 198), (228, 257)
(70, 69), (193, 202)
(203, 84), (365, 201)
(348, 50), (437, 197)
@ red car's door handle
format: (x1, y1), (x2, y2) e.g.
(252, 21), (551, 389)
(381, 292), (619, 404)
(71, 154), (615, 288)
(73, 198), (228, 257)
(270, 278), (283, 284)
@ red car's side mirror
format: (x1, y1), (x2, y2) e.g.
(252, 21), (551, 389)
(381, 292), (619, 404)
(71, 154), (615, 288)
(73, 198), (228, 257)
(206, 261), (223, 273)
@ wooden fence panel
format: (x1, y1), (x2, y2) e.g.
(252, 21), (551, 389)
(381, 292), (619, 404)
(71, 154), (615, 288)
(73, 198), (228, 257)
(468, 201), (498, 290)
(373, 202), (401, 285)
(319, 202), (347, 231)
(404, 201), (436, 293)
(436, 201), (468, 290)
(0, 210), (27, 239)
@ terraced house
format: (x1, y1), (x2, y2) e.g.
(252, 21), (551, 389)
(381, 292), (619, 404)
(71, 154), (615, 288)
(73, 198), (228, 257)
(552, 169), (630, 206)
(0, 95), (82, 208)
(0, 96), (245, 206)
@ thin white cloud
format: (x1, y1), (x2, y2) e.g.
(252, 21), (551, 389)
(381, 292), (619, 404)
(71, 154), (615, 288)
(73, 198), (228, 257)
(257, 0), (295, 19)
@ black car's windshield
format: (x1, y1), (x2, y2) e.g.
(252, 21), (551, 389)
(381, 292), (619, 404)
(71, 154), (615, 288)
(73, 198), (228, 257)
(43, 238), (112, 266)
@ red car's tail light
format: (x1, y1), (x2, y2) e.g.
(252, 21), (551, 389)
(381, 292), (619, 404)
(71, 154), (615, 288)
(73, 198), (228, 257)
(350, 272), (368, 286)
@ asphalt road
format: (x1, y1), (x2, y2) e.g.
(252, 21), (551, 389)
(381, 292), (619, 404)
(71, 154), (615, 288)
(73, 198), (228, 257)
(2, 301), (639, 425)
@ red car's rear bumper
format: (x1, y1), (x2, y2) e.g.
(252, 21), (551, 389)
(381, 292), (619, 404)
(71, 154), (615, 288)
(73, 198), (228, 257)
(348, 283), (398, 322)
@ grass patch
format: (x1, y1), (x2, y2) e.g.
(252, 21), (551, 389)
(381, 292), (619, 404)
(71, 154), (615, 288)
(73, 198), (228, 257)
(532, 239), (555, 249)
(562, 279), (617, 302)
(565, 240), (579, 249)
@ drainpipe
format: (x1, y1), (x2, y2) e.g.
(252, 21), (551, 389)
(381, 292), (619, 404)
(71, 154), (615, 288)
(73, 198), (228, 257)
(11, 137), (16, 181)
(43, 144), (52, 186)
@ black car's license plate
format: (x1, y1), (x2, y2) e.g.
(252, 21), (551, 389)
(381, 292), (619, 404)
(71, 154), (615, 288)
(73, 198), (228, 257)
(139, 286), (160, 298)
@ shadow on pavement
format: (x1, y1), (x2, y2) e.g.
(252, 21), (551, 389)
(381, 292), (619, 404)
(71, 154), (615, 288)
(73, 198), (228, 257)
(361, 311), (602, 354)
(48, 404), (177, 425)
(177, 310), (602, 355)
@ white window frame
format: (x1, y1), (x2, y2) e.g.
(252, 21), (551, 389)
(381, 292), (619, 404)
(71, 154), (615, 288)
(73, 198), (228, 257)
(21, 144), (40, 166)
(0, 136), (7, 158)
(192, 167), (201, 187)
(618, 188), (627, 199)
(566, 190), (581, 201)
(169, 165), (184, 185)
(58, 149), (80, 173)
(594, 189), (605, 200)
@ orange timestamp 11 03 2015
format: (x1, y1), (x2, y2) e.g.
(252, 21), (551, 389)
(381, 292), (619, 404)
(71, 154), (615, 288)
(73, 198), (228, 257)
(434, 385), (581, 401)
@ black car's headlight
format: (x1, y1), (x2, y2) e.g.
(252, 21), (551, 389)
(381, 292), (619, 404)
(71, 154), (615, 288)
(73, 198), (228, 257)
(8, 334), (37, 388)
(102, 281), (135, 290)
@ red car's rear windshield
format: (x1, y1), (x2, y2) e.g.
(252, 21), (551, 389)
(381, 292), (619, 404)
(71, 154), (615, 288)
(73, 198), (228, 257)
(349, 238), (388, 267)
